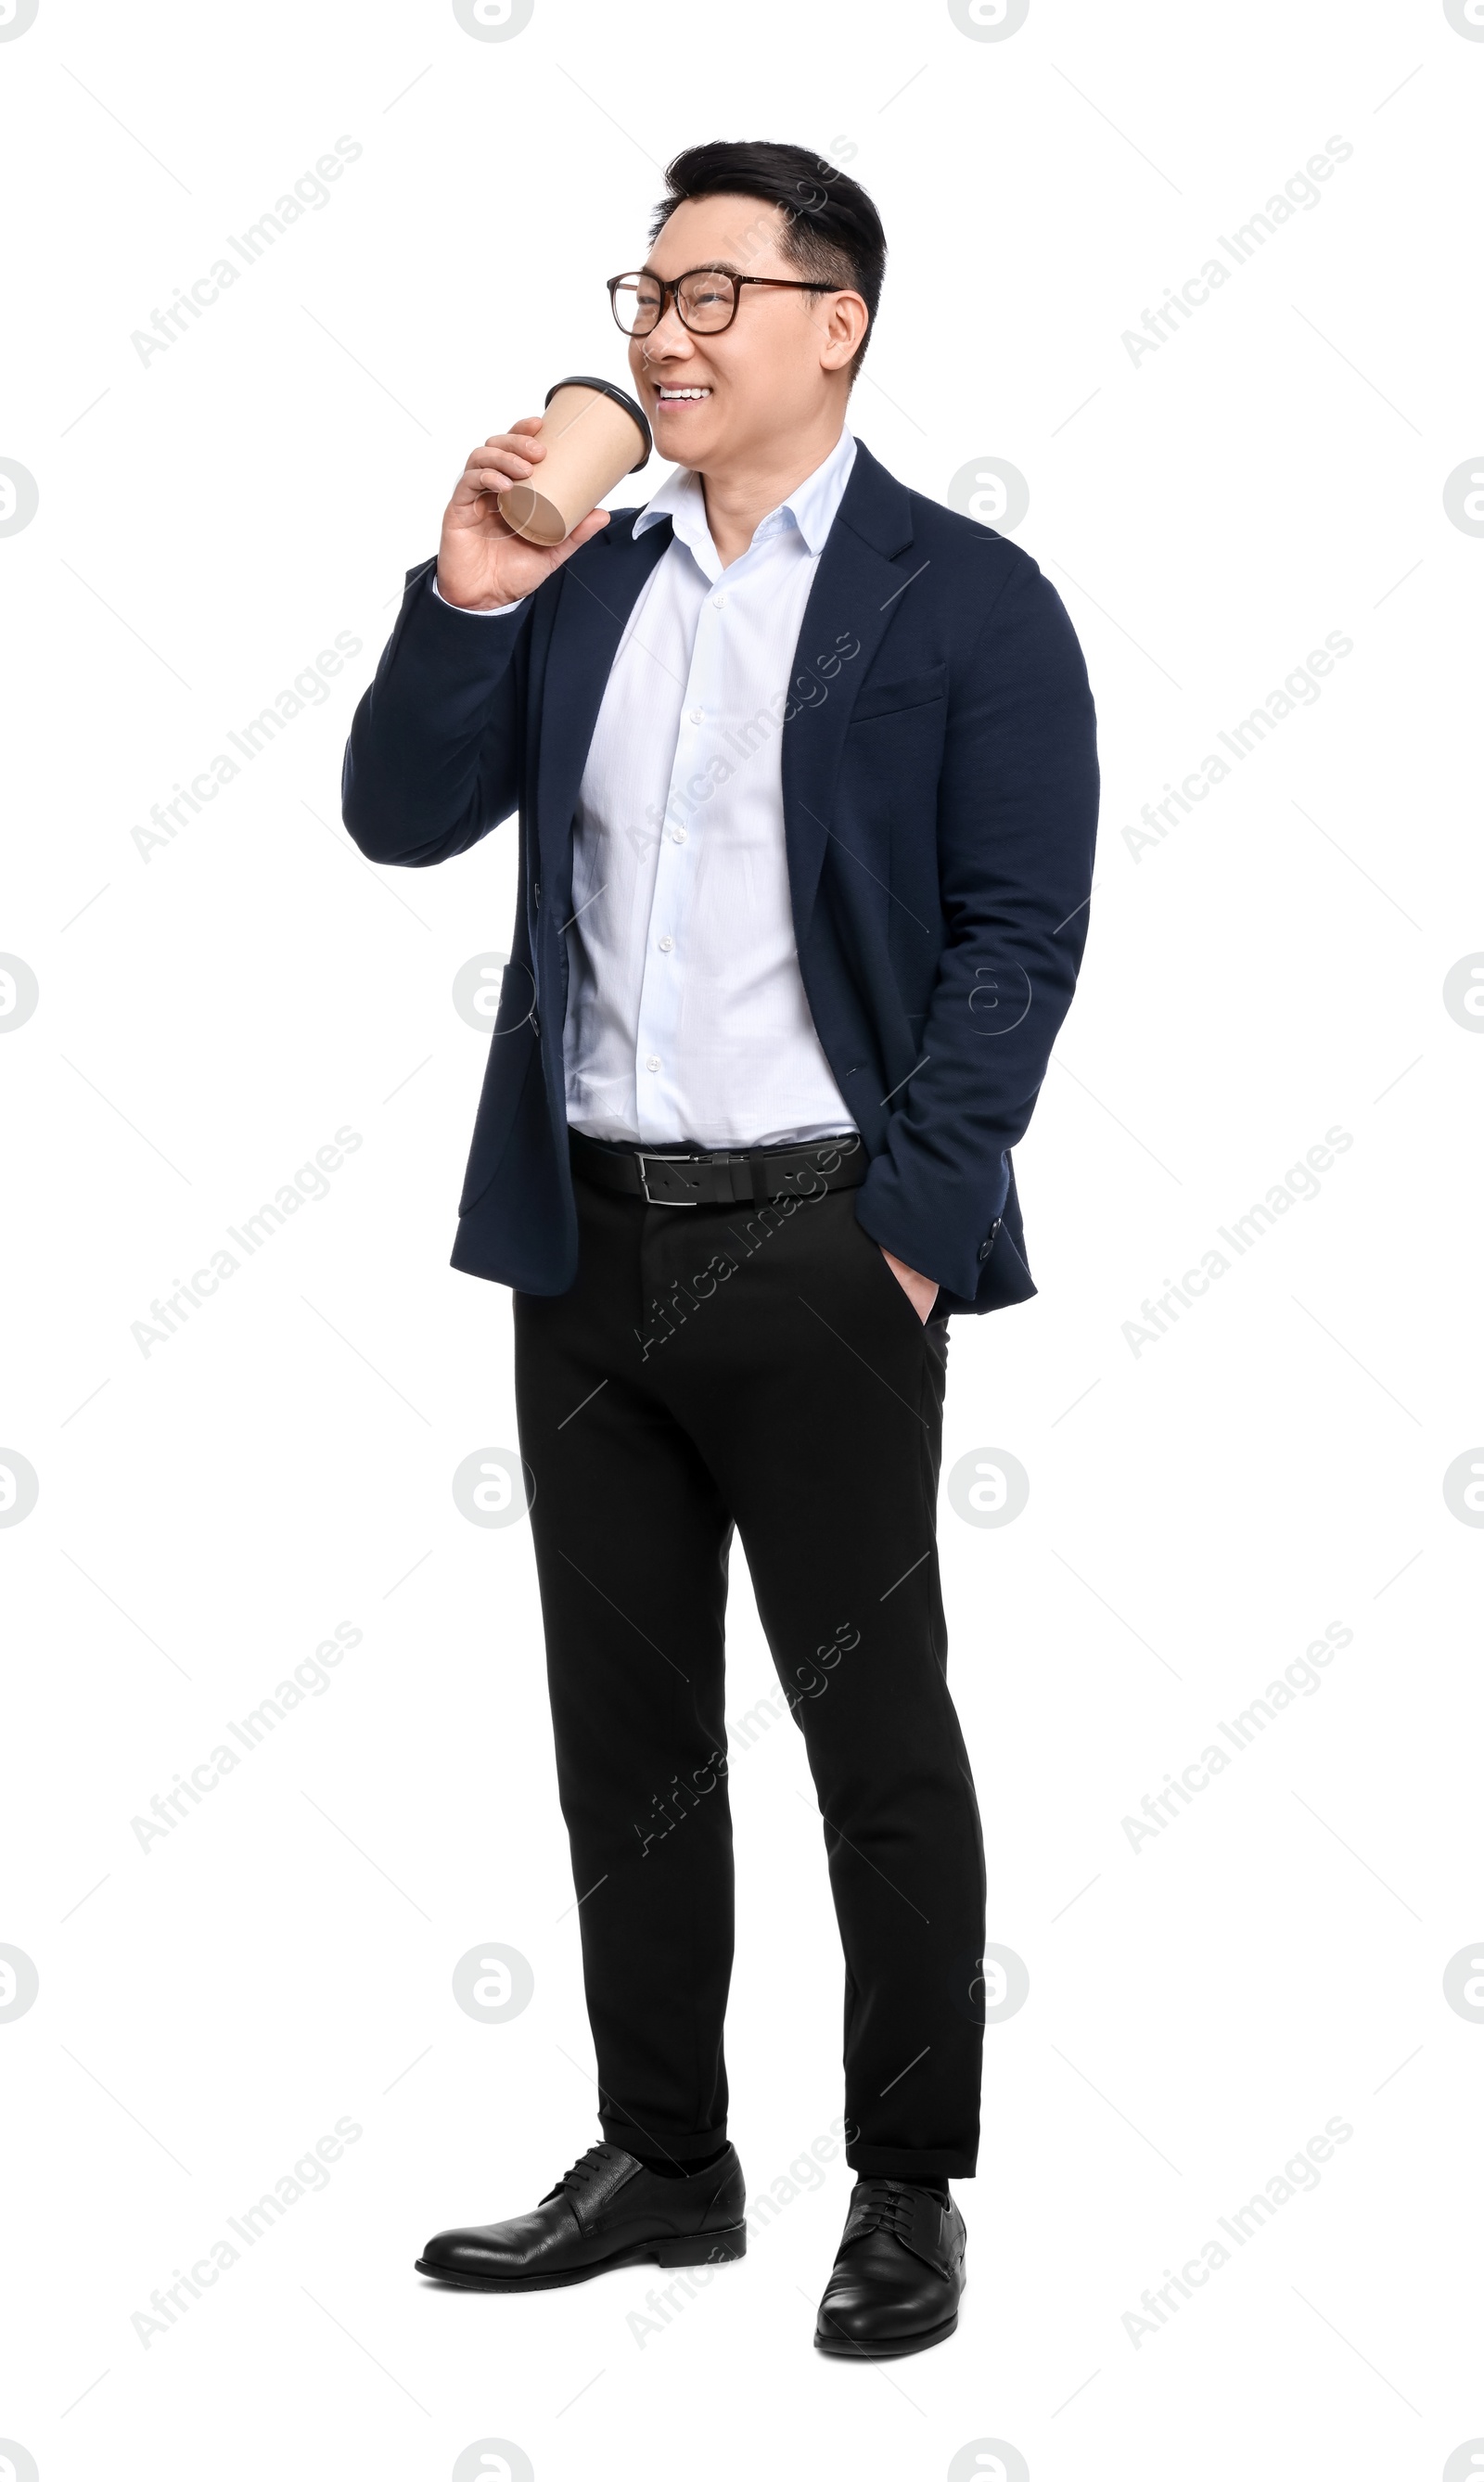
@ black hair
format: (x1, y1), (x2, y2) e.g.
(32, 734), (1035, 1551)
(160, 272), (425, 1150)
(648, 140), (886, 380)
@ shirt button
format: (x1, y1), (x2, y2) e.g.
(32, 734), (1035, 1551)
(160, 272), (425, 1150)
(689, 705), (705, 723)
(711, 594), (726, 608)
(646, 1055), (661, 1073)
(658, 934), (674, 953)
(671, 827), (687, 844)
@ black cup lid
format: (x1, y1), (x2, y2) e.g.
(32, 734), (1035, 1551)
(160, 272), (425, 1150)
(544, 375), (652, 472)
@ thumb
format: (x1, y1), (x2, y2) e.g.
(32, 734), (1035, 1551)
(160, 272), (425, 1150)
(546, 507), (611, 568)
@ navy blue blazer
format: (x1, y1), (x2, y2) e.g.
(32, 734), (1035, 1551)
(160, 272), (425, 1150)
(341, 438), (1099, 1316)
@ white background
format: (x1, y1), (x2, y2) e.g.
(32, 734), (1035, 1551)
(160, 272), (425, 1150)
(3, 2), (1482, 2477)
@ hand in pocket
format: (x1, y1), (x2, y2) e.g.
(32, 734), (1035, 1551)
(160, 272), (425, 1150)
(879, 1247), (939, 1324)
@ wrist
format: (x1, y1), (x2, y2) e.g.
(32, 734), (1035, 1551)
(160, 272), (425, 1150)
(433, 569), (522, 614)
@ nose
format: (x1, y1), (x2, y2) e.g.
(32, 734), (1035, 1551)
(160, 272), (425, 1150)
(639, 291), (693, 363)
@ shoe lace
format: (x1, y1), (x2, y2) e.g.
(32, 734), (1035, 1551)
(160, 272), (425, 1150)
(850, 2179), (920, 2243)
(540, 2144), (612, 2207)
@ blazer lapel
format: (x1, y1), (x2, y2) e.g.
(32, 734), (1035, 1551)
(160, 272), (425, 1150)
(535, 513), (673, 914)
(780, 439), (917, 941)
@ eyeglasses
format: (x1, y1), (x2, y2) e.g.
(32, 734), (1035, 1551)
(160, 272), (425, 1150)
(607, 265), (840, 339)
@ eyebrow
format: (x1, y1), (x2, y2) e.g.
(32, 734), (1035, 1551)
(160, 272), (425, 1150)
(636, 259), (748, 279)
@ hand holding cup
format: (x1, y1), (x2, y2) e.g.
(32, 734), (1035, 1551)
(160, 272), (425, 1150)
(437, 419), (609, 611)
(437, 380), (651, 611)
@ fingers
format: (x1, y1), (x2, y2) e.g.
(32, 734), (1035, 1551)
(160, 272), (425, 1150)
(480, 424), (545, 457)
(451, 428), (546, 503)
(452, 458), (536, 518)
(546, 507), (610, 567)
(469, 445), (539, 479)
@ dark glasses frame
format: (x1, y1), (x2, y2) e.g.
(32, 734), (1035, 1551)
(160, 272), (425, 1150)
(607, 265), (841, 338)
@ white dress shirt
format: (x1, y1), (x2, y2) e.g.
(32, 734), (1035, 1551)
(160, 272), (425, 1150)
(438, 429), (861, 1148)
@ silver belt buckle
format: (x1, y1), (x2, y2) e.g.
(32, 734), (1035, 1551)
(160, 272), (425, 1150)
(637, 1151), (703, 1206)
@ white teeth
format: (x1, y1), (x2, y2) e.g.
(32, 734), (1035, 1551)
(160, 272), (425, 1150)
(658, 387), (710, 399)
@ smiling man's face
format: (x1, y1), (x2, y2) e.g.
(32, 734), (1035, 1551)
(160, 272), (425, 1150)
(626, 192), (864, 475)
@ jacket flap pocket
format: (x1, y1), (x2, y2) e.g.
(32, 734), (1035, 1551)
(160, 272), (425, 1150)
(849, 663), (947, 723)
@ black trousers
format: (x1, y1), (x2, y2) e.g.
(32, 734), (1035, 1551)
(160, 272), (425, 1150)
(511, 1144), (987, 2181)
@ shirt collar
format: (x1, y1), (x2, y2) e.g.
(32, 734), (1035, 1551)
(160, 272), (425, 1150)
(634, 427), (856, 569)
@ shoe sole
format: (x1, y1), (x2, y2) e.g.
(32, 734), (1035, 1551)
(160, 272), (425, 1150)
(415, 2222), (748, 2293)
(814, 2306), (961, 2359)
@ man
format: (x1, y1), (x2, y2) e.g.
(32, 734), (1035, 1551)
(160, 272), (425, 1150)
(342, 138), (1098, 2359)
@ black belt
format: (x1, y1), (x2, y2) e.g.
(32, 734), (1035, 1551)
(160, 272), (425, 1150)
(569, 1127), (865, 1208)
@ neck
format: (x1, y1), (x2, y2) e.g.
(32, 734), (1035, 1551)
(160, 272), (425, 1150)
(697, 413), (848, 567)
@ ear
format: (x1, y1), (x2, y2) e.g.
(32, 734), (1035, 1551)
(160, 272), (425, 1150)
(818, 289), (870, 374)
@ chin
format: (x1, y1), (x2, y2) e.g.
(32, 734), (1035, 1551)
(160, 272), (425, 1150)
(654, 419), (720, 464)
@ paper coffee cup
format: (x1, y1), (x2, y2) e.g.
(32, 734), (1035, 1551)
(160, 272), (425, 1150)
(501, 376), (652, 547)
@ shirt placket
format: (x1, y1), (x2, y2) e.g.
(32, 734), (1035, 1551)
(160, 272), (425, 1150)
(633, 544), (736, 1144)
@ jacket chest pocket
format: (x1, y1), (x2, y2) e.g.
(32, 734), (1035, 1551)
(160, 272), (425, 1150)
(847, 663), (947, 725)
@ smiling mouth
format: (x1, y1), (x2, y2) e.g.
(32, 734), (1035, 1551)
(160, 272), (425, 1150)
(654, 385), (712, 404)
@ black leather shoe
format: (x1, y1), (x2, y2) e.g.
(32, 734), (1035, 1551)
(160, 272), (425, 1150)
(416, 2141), (747, 2292)
(814, 2179), (966, 2357)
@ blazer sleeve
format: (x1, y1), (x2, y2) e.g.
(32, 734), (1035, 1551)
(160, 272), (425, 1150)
(854, 555), (1100, 1299)
(340, 557), (531, 867)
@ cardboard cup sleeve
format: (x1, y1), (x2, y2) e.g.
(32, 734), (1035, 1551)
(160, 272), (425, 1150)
(501, 377), (652, 547)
